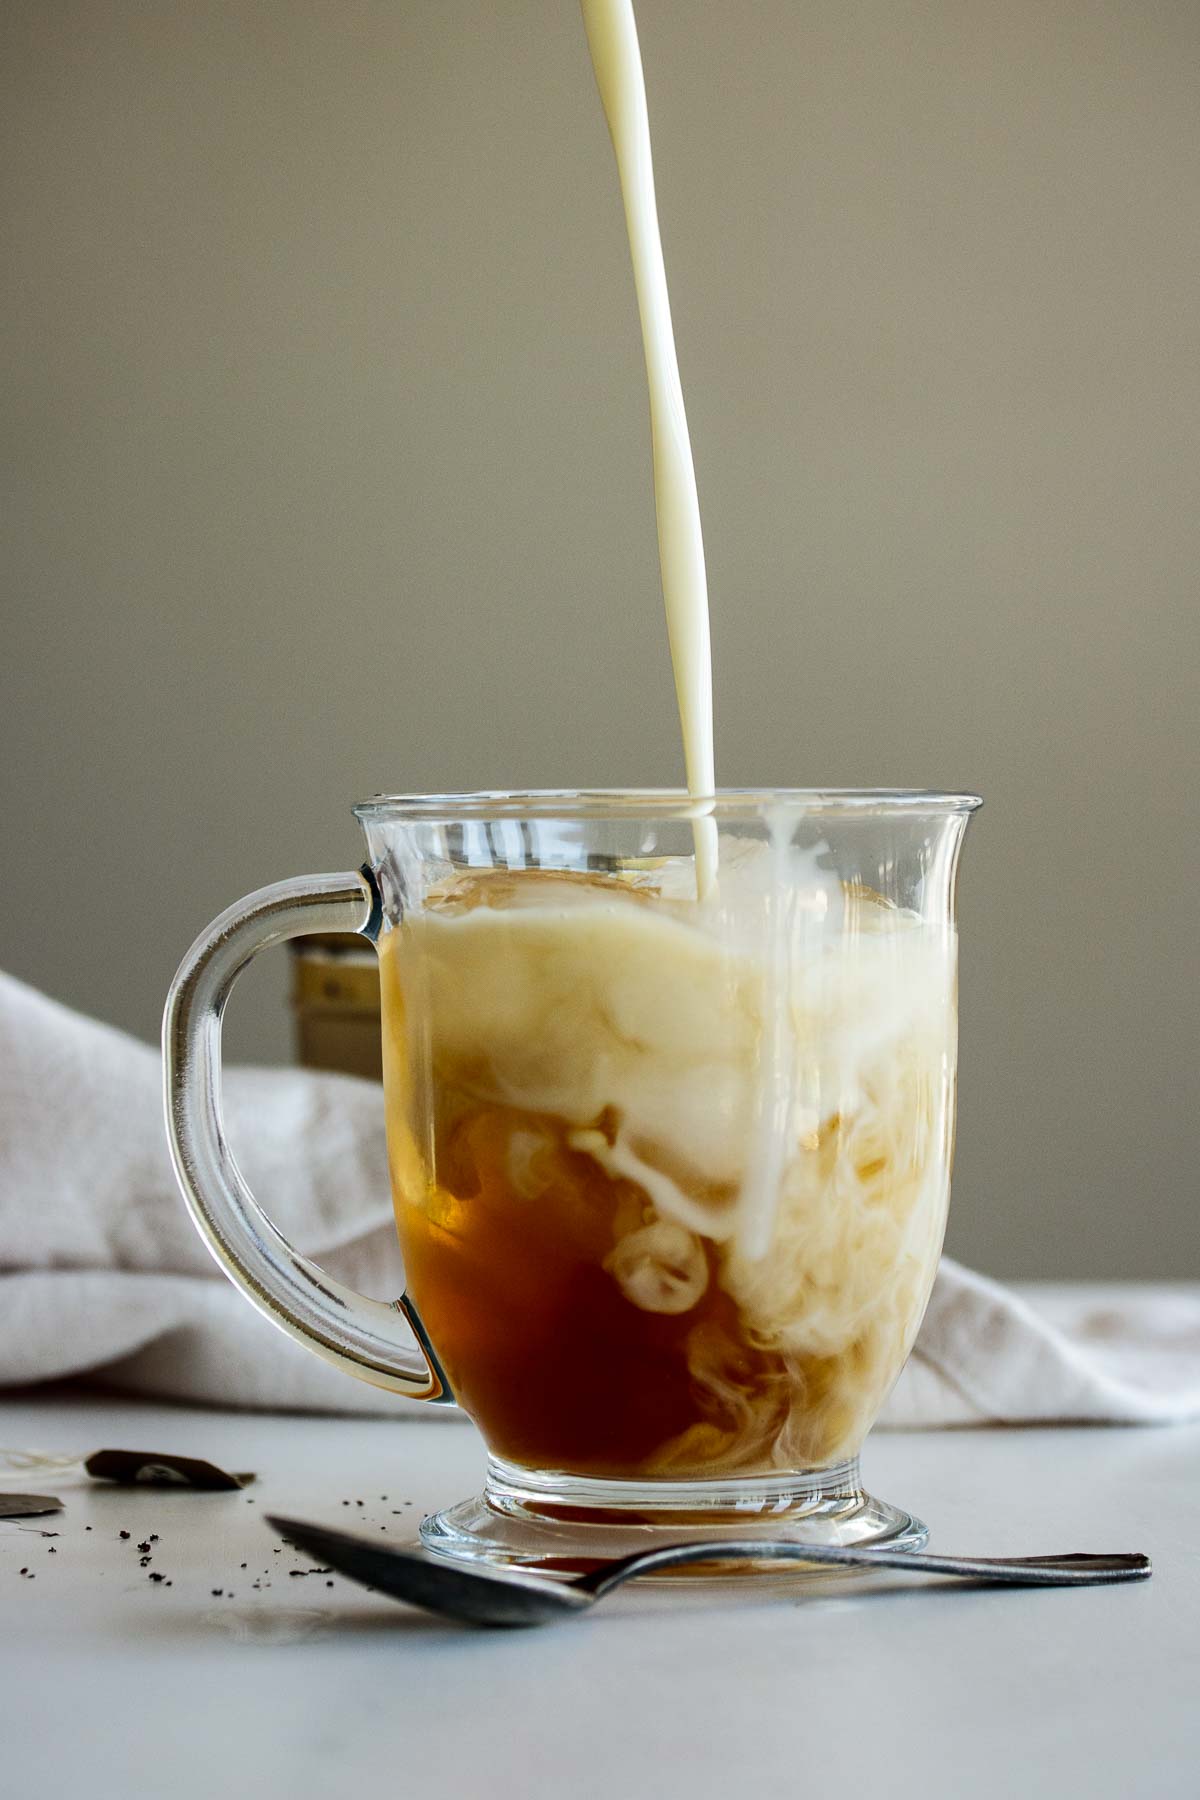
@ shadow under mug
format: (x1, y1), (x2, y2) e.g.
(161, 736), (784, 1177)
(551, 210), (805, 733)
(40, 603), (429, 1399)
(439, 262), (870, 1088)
(164, 788), (979, 1571)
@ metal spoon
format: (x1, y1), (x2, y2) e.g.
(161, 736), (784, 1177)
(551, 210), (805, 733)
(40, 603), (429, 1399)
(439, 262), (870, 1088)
(266, 1514), (1150, 1629)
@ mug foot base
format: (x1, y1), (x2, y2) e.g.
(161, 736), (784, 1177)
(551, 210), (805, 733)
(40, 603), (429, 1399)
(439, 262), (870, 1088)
(419, 1455), (927, 1580)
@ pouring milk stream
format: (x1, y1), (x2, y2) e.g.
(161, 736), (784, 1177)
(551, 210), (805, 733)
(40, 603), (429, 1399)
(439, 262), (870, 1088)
(580, 0), (718, 896)
(578, 0), (792, 1258)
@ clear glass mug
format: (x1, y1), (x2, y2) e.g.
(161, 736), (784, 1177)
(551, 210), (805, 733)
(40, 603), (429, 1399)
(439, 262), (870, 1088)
(165, 789), (979, 1569)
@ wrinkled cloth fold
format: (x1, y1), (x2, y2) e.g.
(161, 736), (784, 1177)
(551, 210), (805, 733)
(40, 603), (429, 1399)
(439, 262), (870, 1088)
(2, 970), (1198, 1426)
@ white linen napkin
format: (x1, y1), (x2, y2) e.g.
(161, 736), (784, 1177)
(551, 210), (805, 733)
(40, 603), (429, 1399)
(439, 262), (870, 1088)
(1, 969), (1197, 1425)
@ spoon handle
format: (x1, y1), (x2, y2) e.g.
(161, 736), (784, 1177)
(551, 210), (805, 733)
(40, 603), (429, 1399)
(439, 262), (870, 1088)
(583, 1541), (1152, 1595)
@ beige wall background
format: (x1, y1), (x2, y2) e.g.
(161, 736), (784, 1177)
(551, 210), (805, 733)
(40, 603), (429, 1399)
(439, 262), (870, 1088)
(3, 0), (1197, 1278)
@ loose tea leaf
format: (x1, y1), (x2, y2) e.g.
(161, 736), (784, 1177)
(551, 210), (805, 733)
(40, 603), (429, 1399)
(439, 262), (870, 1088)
(0, 1494), (63, 1518)
(84, 1450), (255, 1491)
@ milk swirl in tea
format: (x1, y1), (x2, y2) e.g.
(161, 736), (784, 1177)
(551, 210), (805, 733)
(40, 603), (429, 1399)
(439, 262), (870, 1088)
(379, 2), (958, 1481)
(381, 856), (955, 1477)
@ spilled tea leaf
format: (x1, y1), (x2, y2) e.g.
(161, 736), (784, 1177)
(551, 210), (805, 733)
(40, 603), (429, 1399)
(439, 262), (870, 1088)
(0, 1493), (63, 1518)
(85, 1450), (254, 1491)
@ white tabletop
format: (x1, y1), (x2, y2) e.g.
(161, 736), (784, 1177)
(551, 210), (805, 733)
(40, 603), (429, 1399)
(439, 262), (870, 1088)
(2, 1388), (1195, 1800)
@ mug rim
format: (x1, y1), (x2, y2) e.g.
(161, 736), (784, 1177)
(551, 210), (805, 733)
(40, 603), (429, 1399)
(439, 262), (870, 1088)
(353, 787), (983, 822)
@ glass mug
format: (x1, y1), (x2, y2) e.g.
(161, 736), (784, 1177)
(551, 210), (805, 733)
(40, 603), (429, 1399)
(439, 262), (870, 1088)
(165, 789), (979, 1569)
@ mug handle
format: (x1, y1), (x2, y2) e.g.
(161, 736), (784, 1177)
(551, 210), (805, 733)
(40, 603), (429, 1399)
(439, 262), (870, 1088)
(163, 868), (450, 1402)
